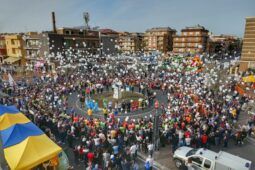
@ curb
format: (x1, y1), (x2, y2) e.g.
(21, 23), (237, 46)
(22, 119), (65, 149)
(137, 152), (171, 170)
(247, 137), (255, 144)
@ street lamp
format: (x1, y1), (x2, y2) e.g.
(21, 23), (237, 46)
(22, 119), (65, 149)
(153, 100), (160, 151)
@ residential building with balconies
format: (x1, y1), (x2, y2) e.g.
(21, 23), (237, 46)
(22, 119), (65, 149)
(144, 27), (176, 53)
(118, 32), (143, 53)
(173, 25), (209, 54)
(24, 32), (43, 64)
(4, 34), (26, 65)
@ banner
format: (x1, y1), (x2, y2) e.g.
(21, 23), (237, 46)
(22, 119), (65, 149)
(235, 85), (245, 95)
(8, 73), (15, 87)
(242, 75), (255, 83)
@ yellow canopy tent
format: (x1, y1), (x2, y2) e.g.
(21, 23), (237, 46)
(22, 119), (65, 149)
(4, 134), (62, 170)
(242, 75), (255, 83)
(0, 113), (30, 130)
(0, 105), (62, 170)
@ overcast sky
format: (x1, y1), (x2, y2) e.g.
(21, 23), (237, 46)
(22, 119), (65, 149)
(0, 0), (255, 37)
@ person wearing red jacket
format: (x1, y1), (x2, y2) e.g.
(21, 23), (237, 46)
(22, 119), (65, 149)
(201, 133), (208, 148)
(87, 151), (95, 166)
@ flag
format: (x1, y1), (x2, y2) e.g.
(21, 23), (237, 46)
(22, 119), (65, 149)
(103, 99), (108, 108)
(8, 73), (15, 87)
(235, 85), (245, 95)
(242, 75), (255, 83)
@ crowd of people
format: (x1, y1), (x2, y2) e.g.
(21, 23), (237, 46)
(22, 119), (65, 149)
(1, 54), (255, 170)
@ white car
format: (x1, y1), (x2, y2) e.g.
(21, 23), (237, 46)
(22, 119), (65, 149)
(173, 147), (252, 170)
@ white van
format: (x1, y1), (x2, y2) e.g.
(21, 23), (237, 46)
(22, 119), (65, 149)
(173, 146), (252, 170)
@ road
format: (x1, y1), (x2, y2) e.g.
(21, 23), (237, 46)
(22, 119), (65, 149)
(68, 88), (167, 119)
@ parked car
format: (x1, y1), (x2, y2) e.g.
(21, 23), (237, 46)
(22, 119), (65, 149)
(173, 146), (252, 170)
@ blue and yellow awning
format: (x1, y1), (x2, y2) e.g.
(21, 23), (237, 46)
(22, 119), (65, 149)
(0, 105), (62, 170)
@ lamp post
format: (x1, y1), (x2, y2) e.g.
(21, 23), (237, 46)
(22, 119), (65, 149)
(153, 100), (160, 151)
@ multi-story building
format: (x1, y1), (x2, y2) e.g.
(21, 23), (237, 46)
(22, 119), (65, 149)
(24, 32), (44, 64)
(207, 34), (242, 54)
(4, 34), (26, 65)
(173, 25), (209, 53)
(40, 27), (100, 63)
(0, 35), (7, 63)
(118, 32), (144, 53)
(99, 29), (119, 56)
(144, 27), (176, 53)
(57, 27), (100, 55)
(239, 17), (255, 71)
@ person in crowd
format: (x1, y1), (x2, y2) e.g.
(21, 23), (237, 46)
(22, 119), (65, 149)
(0, 54), (253, 169)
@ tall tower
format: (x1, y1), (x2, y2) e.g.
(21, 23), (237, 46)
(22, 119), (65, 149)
(240, 17), (255, 71)
(51, 12), (57, 33)
(83, 12), (90, 30)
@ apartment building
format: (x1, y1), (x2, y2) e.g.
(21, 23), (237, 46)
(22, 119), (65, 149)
(207, 34), (242, 54)
(4, 34), (26, 65)
(40, 27), (100, 63)
(239, 17), (255, 71)
(24, 32), (44, 63)
(118, 32), (144, 53)
(99, 29), (119, 55)
(173, 25), (209, 53)
(0, 35), (7, 63)
(144, 27), (176, 53)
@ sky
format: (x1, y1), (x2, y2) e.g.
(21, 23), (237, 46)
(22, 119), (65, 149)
(0, 0), (255, 37)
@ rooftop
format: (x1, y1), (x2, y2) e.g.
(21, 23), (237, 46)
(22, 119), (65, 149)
(99, 29), (118, 35)
(146, 27), (176, 32)
(196, 148), (217, 161)
(182, 24), (208, 32)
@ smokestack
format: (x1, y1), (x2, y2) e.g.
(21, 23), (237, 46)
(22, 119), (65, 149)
(52, 12), (57, 33)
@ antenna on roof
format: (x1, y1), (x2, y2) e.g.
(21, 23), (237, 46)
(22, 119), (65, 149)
(83, 12), (90, 30)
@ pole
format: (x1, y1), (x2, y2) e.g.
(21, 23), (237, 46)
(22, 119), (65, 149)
(153, 108), (159, 152)
(99, 31), (102, 57)
(153, 100), (159, 152)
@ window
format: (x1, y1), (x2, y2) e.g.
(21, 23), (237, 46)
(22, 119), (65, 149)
(184, 32), (187, 36)
(203, 159), (211, 169)
(186, 149), (198, 157)
(191, 156), (203, 165)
